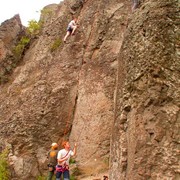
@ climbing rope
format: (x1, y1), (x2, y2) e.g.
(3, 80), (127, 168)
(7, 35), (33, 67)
(63, 105), (73, 137)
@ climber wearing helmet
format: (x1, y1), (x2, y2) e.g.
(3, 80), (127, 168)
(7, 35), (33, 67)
(47, 143), (59, 180)
(63, 17), (78, 43)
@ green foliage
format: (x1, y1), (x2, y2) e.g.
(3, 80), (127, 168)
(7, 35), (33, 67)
(103, 157), (109, 166)
(13, 36), (30, 59)
(20, 36), (30, 45)
(70, 175), (76, 180)
(0, 149), (10, 180)
(0, 74), (8, 84)
(36, 175), (56, 180)
(0, 36), (30, 85)
(50, 39), (61, 52)
(27, 20), (41, 36)
(36, 175), (46, 180)
(69, 158), (76, 164)
(71, 166), (81, 177)
(36, 170), (77, 180)
(13, 44), (24, 58)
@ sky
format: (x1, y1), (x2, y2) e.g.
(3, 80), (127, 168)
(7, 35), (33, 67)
(0, 0), (62, 26)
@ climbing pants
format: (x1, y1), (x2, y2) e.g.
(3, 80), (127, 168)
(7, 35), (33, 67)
(47, 170), (54, 180)
(56, 169), (70, 180)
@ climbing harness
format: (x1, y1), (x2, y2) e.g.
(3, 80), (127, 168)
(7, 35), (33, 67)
(56, 163), (69, 172)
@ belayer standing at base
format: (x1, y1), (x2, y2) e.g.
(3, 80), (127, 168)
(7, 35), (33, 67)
(63, 18), (78, 43)
(47, 143), (59, 180)
(56, 141), (77, 180)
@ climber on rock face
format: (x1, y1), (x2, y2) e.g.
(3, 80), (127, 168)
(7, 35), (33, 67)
(63, 17), (78, 43)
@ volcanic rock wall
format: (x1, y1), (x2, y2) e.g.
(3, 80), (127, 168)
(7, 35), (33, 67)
(0, 0), (179, 179)
(110, 0), (180, 179)
(0, 14), (24, 84)
(0, 0), (130, 179)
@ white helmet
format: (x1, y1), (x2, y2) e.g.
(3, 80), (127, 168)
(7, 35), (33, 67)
(51, 143), (58, 148)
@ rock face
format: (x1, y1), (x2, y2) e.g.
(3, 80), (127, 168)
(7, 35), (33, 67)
(0, 14), (24, 84)
(0, 0), (130, 178)
(0, 14), (22, 59)
(110, 0), (180, 179)
(0, 0), (179, 179)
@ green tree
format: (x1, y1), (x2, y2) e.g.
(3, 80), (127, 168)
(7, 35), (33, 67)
(27, 20), (41, 36)
(13, 36), (30, 59)
(0, 149), (10, 180)
(50, 39), (61, 52)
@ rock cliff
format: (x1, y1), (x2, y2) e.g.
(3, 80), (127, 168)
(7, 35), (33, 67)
(110, 0), (179, 179)
(0, 0), (179, 179)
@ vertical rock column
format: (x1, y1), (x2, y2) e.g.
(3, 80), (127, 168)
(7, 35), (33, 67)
(110, 0), (179, 179)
